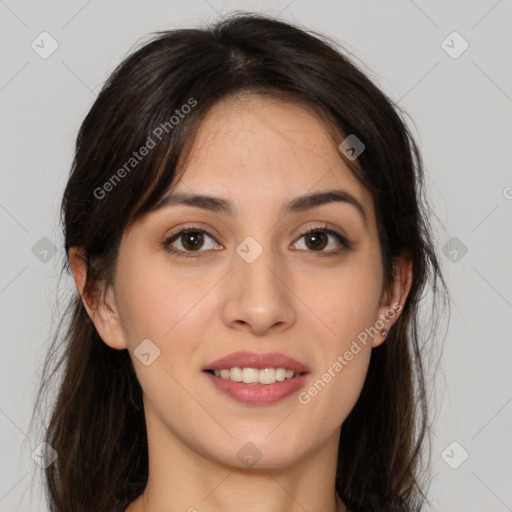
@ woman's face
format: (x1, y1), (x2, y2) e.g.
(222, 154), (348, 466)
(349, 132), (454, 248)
(84, 94), (407, 469)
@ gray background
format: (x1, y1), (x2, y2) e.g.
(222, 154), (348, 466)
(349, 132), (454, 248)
(1, 1), (511, 511)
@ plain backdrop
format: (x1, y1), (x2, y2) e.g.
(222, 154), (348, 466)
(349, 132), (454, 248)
(0, 1), (511, 511)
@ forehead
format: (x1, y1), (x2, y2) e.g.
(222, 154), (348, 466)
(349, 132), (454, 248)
(173, 94), (373, 210)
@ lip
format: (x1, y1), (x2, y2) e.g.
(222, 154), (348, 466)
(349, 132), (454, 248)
(203, 350), (311, 373)
(203, 371), (309, 405)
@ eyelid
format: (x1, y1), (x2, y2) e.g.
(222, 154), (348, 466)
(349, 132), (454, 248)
(164, 222), (221, 239)
(296, 221), (350, 243)
(293, 222), (353, 252)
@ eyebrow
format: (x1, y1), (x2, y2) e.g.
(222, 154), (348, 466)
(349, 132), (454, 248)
(152, 189), (368, 227)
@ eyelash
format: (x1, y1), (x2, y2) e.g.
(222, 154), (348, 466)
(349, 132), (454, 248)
(161, 224), (353, 259)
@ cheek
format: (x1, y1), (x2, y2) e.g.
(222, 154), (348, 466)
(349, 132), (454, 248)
(294, 253), (381, 420)
(297, 285), (375, 436)
(113, 253), (210, 346)
(114, 257), (211, 413)
(308, 252), (383, 345)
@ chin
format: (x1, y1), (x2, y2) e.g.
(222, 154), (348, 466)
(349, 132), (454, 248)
(207, 434), (308, 471)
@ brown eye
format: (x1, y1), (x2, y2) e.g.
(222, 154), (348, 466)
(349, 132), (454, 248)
(292, 226), (353, 254)
(180, 230), (204, 251)
(163, 228), (220, 257)
(304, 231), (328, 251)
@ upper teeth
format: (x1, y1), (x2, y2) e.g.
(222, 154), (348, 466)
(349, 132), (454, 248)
(213, 367), (298, 384)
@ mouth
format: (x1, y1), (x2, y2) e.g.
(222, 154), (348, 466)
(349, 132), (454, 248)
(202, 351), (310, 405)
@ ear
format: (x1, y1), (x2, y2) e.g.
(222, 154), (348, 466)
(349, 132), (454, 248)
(68, 247), (128, 350)
(372, 252), (413, 348)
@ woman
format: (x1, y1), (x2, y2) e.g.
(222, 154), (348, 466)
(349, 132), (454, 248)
(32, 12), (448, 512)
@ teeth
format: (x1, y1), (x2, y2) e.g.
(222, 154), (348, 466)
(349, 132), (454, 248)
(243, 367), (259, 384)
(275, 368), (286, 381)
(259, 368), (276, 384)
(212, 367), (300, 384)
(229, 367), (242, 382)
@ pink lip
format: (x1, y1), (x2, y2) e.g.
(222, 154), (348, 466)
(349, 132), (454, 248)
(203, 350), (311, 373)
(203, 372), (309, 405)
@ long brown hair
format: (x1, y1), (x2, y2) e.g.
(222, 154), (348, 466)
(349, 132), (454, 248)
(31, 12), (449, 512)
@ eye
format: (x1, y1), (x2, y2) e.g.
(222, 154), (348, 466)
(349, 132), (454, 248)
(291, 224), (353, 254)
(162, 223), (353, 259)
(162, 228), (221, 258)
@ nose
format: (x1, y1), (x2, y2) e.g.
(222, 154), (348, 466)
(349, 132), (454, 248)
(221, 242), (296, 336)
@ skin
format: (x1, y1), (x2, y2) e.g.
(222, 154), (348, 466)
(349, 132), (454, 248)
(69, 94), (412, 512)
